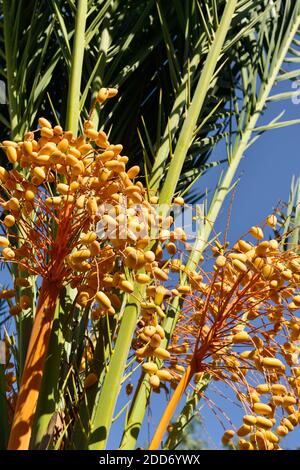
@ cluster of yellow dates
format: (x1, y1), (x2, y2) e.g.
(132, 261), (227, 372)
(1, 90), (300, 449)
(0, 96), (190, 397)
(162, 217), (300, 450)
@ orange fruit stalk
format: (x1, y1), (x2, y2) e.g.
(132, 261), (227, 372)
(7, 280), (60, 450)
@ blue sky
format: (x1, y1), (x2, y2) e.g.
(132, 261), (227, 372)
(205, 83), (300, 242)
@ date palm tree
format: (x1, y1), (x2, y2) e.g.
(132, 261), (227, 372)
(0, 0), (300, 450)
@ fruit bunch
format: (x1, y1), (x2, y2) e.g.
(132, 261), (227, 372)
(150, 221), (300, 450)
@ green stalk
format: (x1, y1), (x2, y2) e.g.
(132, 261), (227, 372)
(159, 0), (238, 206)
(149, 53), (201, 191)
(71, 315), (117, 449)
(88, 295), (140, 450)
(119, 372), (150, 449)
(186, 154), (241, 271)
(65, 0), (88, 135)
(187, 9), (300, 270)
(18, 315), (32, 375)
(163, 374), (210, 450)
(30, 300), (63, 449)
(17, 276), (35, 381)
(120, 296), (180, 449)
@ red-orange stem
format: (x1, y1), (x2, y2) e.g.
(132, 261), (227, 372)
(7, 280), (60, 450)
(149, 363), (194, 450)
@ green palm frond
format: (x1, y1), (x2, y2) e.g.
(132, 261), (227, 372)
(0, 0), (62, 140)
